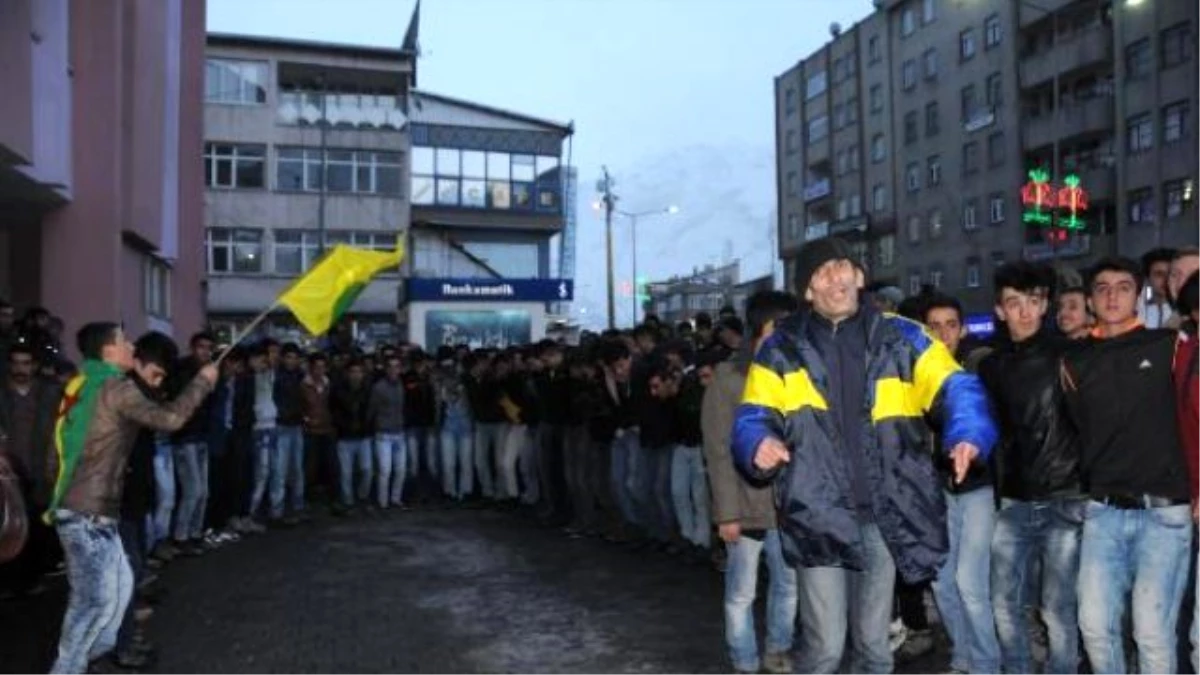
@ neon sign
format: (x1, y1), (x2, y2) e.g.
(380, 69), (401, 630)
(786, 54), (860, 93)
(1020, 168), (1055, 226)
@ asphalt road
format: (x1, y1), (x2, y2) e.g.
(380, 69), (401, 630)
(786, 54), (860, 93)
(2, 506), (950, 673)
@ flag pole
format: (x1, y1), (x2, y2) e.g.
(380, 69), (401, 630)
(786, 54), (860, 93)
(216, 301), (280, 367)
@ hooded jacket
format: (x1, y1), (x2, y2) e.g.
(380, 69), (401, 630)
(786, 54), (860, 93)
(703, 352), (776, 531)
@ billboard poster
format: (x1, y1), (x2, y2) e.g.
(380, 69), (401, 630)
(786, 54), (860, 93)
(425, 310), (532, 349)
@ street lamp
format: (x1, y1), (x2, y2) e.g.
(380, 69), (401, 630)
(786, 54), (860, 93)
(617, 205), (680, 326)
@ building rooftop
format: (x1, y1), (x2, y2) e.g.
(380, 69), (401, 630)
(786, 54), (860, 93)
(410, 89), (574, 135)
(207, 32), (415, 61)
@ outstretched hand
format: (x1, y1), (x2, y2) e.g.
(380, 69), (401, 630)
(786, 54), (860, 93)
(949, 442), (980, 484)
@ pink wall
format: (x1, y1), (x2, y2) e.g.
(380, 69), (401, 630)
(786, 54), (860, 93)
(174, 0), (206, 340)
(0, 0), (34, 163)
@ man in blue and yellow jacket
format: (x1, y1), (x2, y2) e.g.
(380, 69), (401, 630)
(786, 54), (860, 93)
(731, 236), (997, 674)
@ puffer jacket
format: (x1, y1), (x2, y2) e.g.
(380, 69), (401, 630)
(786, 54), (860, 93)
(703, 355), (776, 531)
(731, 308), (997, 584)
(978, 330), (1083, 501)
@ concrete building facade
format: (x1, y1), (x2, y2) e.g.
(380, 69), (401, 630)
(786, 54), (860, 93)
(0, 0), (207, 351)
(646, 262), (741, 326)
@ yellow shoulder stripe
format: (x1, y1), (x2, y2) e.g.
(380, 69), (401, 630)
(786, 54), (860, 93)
(871, 377), (924, 422)
(742, 362), (828, 413)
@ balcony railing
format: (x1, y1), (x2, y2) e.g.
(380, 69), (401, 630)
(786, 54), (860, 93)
(805, 221), (830, 241)
(276, 91), (408, 129)
(803, 178), (832, 202)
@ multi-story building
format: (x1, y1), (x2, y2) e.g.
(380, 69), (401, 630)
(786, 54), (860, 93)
(775, 0), (1198, 313)
(553, 166), (579, 317)
(0, 0), (207, 349)
(646, 261), (741, 326)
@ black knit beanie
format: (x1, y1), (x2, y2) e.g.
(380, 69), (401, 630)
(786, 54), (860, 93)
(793, 236), (855, 293)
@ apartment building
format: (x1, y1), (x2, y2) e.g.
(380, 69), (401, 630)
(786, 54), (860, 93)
(646, 262), (741, 325)
(775, 0), (1198, 312)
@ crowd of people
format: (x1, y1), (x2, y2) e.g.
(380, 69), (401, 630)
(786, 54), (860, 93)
(0, 242), (1196, 675)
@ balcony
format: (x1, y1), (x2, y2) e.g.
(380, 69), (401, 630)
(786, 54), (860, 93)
(1078, 164), (1115, 203)
(963, 108), (997, 134)
(1023, 234), (1091, 261)
(805, 221), (829, 242)
(829, 214), (869, 237)
(803, 178), (831, 203)
(1018, 0), (1074, 27)
(277, 91), (408, 130)
(1022, 98), (1114, 150)
(1020, 26), (1112, 88)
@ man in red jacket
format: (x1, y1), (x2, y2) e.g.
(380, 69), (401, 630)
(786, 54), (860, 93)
(1172, 270), (1198, 674)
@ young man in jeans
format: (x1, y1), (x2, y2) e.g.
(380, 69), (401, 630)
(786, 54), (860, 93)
(273, 343), (307, 524)
(47, 323), (215, 674)
(243, 344), (276, 531)
(168, 332), (216, 555)
(704, 290), (798, 674)
(979, 262), (1086, 674)
(1064, 257), (1194, 674)
(370, 354), (407, 509)
(331, 359), (373, 512)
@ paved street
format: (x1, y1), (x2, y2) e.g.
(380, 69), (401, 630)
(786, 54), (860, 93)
(3, 507), (948, 673)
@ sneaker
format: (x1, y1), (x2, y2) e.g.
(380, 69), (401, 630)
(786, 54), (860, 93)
(244, 519), (267, 534)
(888, 618), (909, 652)
(895, 628), (935, 663)
(150, 542), (177, 562)
(231, 517), (253, 534)
(763, 651), (793, 674)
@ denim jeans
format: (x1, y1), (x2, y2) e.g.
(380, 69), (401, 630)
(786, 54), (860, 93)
(564, 426), (596, 529)
(51, 511), (134, 675)
(336, 439), (373, 506)
(151, 439), (175, 545)
(171, 441), (209, 542)
(473, 423), (504, 499)
(609, 431), (639, 527)
(275, 425), (304, 515)
(405, 428), (438, 482)
(651, 446), (675, 541)
(497, 424), (528, 501)
(725, 529), (798, 672)
(796, 522), (896, 674)
(247, 429), (276, 518)
(440, 425), (474, 499)
(670, 445), (711, 548)
(1078, 501), (1194, 674)
(518, 426), (540, 505)
(991, 497), (1085, 674)
(932, 486), (1000, 674)
(374, 433), (407, 507)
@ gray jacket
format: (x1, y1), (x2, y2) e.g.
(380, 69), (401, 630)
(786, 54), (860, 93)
(369, 378), (406, 434)
(701, 355), (777, 531)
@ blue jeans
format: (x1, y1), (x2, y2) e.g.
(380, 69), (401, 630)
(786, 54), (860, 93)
(725, 529), (797, 672)
(932, 486), (1000, 673)
(609, 431), (639, 527)
(440, 425), (474, 499)
(650, 447), (675, 541)
(51, 511), (133, 674)
(405, 428), (437, 481)
(796, 522), (896, 674)
(336, 439), (373, 506)
(1078, 501), (1194, 674)
(151, 439), (174, 545)
(247, 429), (276, 518)
(670, 445), (711, 548)
(473, 423), (505, 499)
(172, 442), (208, 541)
(991, 497), (1085, 674)
(275, 426), (305, 515)
(375, 433), (407, 507)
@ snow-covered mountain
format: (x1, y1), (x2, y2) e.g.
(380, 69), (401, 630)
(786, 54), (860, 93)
(571, 143), (780, 328)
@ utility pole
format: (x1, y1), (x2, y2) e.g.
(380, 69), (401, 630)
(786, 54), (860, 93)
(598, 167), (617, 330)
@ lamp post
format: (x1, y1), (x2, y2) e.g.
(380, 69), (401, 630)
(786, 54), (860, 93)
(618, 205), (679, 325)
(596, 168), (617, 330)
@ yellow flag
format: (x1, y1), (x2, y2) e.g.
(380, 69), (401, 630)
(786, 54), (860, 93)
(278, 243), (404, 335)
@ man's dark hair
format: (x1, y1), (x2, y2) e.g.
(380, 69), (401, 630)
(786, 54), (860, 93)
(345, 358), (366, 371)
(1141, 247), (1176, 275)
(597, 339), (631, 366)
(718, 305), (737, 318)
(1176, 271), (1198, 317)
(922, 293), (964, 324)
(281, 342), (302, 357)
(633, 324), (658, 343)
(1088, 256), (1143, 291)
(134, 331), (179, 371)
(993, 261), (1056, 303)
(1173, 246), (1200, 262)
(1059, 285), (1087, 300)
(307, 352), (327, 366)
(8, 342), (35, 362)
(694, 312), (714, 330)
(717, 316), (745, 337)
(189, 331), (216, 349)
(76, 322), (121, 361)
(676, 320), (694, 334)
(897, 296), (924, 321)
(746, 291), (798, 341)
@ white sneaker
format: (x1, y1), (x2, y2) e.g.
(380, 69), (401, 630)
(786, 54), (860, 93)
(889, 618), (909, 652)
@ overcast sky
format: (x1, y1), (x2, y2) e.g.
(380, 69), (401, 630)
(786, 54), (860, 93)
(207, 0), (871, 325)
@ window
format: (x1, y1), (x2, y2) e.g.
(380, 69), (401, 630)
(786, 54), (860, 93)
(1161, 23), (1192, 70)
(988, 132), (1006, 167)
(786, 130), (797, 155)
(787, 171), (798, 197)
(923, 48), (938, 80)
(984, 14), (1002, 48)
(878, 234), (895, 268)
(787, 213), (801, 241)
(846, 98), (859, 125)
(873, 184), (887, 212)
(963, 141), (980, 174)
(989, 193), (1006, 223)
(966, 259), (982, 288)
(906, 162), (921, 192)
(833, 103), (845, 130)
(961, 84), (978, 121)
(836, 150), (849, 176)
(785, 88), (797, 116)
(929, 208), (944, 238)
(930, 268), (944, 290)
(902, 6), (916, 37)
(1165, 178), (1194, 218)
(904, 111), (919, 145)
(1128, 113), (1154, 153)
(847, 56), (857, 78)
(925, 101), (940, 136)
(963, 198), (979, 230)
(205, 59), (267, 104)
(833, 58), (845, 84)
(870, 84), (884, 113)
(277, 148), (403, 195)
(986, 72), (1003, 107)
(871, 134), (886, 162)
(922, 0), (936, 24)
(273, 230), (322, 275)
(902, 60), (917, 90)
(928, 155), (942, 186)
(1127, 39), (1152, 80)
(909, 272), (922, 296)
(960, 29), (977, 61)
(143, 258), (171, 319)
(411, 147), (558, 211)
(1129, 187), (1155, 223)
(838, 198), (849, 221)
(461, 241), (539, 278)
(808, 115), (829, 142)
(1164, 101), (1189, 143)
(806, 71), (827, 99)
(869, 35), (881, 63)
(203, 143), (265, 189)
(849, 144), (860, 170)
(991, 251), (1005, 269)
(907, 215), (921, 242)
(206, 228), (263, 274)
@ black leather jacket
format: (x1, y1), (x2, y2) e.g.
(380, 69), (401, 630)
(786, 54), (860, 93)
(978, 330), (1083, 501)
